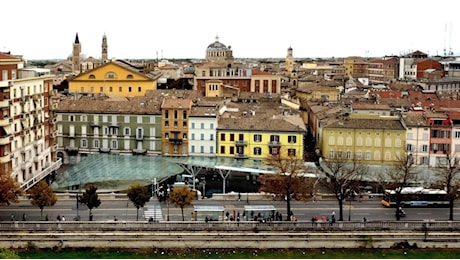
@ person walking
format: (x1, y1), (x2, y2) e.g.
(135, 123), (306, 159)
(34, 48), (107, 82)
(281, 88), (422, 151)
(10, 213), (15, 221)
(22, 213), (26, 221)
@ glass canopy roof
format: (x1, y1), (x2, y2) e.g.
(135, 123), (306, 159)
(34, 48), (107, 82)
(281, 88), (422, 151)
(51, 154), (277, 193)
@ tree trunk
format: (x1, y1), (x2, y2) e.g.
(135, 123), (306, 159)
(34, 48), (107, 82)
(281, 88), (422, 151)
(40, 207), (43, 221)
(449, 199), (454, 221)
(136, 207), (139, 221)
(181, 206), (185, 221)
(286, 194), (292, 221)
(338, 198), (343, 221)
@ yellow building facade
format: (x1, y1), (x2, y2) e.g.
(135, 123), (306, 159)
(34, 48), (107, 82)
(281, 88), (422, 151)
(161, 98), (193, 156)
(321, 118), (406, 165)
(217, 125), (304, 160)
(69, 61), (158, 97)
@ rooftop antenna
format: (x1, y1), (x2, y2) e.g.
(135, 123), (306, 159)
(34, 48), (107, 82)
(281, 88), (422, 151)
(449, 22), (454, 56)
(443, 23), (448, 56)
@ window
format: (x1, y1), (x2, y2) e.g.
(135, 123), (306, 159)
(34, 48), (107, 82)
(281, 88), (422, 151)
(81, 139), (87, 148)
(174, 110), (178, 119)
(356, 152), (362, 160)
(200, 133), (204, 140)
(127, 74), (133, 79)
(138, 86), (142, 92)
(365, 152), (371, 160)
(406, 143), (414, 152)
(109, 87), (113, 92)
(421, 145), (428, 152)
(165, 110), (169, 119)
(407, 133), (413, 140)
(254, 147), (262, 155)
(93, 140), (99, 148)
(328, 150), (334, 158)
(165, 121), (169, 127)
(230, 134), (235, 141)
(128, 87), (132, 92)
(288, 135), (297, 143)
(107, 72), (115, 79)
(455, 131), (460, 139)
(287, 149), (296, 156)
(191, 122), (195, 129)
(124, 127), (130, 135)
(210, 123), (214, 129)
(220, 146), (225, 154)
(183, 133), (187, 139)
(69, 115), (75, 122)
(229, 146), (235, 154)
(183, 121), (187, 128)
(270, 135), (280, 142)
(191, 133), (195, 140)
(191, 145), (195, 153)
(183, 111), (187, 119)
(254, 134), (262, 142)
(111, 140), (118, 149)
(165, 133), (169, 139)
(100, 86), (103, 92)
(220, 133), (225, 141)
(200, 146), (204, 153)
(201, 123), (204, 129)
(119, 86), (122, 92)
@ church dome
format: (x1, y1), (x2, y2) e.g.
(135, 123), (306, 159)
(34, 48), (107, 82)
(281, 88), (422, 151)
(207, 36), (228, 51)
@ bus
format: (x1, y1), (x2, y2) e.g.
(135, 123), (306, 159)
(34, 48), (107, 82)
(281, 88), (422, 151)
(381, 186), (449, 207)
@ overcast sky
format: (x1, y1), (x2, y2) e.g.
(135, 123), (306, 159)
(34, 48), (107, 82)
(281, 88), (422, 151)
(2, 0), (459, 60)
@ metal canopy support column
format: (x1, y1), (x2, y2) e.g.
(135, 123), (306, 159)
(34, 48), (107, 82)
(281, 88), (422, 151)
(175, 163), (204, 190)
(217, 168), (232, 194)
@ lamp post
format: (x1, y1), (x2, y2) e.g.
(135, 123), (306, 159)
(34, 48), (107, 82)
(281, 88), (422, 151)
(167, 184), (170, 221)
(201, 180), (206, 199)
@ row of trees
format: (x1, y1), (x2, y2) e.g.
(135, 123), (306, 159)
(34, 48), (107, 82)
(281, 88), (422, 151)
(259, 151), (460, 222)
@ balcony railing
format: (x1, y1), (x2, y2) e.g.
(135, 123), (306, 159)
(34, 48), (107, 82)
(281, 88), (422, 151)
(235, 140), (247, 146)
(235, 153), (249, 159)
(268, 141), (281, 147)
(169, 138), (182, 145)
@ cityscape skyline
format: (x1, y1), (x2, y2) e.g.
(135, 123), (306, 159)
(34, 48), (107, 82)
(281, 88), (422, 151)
(2, 0), (459, 60)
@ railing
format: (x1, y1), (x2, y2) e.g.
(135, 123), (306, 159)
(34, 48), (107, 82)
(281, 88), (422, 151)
(0, 220), (457, 232)
(20, 158), (62, 191)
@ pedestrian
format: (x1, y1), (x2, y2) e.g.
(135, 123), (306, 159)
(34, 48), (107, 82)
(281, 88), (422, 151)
(22, 213), (26, 221)
(191, 212), (195, 221)
(61, 216), (66, 221)
(205, 216), (209, 223)
(363, 217), (367, 222)
(10, 213), (15, 221)
(57, 215), (61, 221)
(45, 215), (49, 221)
(114, 216), (118, 221)
(238, 192), (241, 201)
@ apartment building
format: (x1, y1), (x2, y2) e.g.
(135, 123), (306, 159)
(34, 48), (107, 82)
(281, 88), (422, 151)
(188, 103), (219, 157)
(426, 110), (452, 167)
(161, 97), (193, 156)
(217, 102), (306, 160)
(321, 117), (406, 165)
(55, 95), (163, 164)
(0, 52), (60, 186)
(400, 111), (431, 166)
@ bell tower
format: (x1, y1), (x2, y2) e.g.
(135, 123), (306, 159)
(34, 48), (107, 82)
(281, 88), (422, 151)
(72, 33), (81, 74)
(285, 46), (294, 74)
(101, 33), (108, 63)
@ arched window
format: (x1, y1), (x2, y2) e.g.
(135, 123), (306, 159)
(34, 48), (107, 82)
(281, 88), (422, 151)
(89, 74), (96, 79)
(127, 74), (133, 79)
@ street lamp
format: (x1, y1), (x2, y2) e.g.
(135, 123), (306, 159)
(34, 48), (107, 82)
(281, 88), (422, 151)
(201, 180), (206, 199)
(167, 185), (170, 221)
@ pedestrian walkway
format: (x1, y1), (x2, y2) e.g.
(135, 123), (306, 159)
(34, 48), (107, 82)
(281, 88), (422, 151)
(143, 199), (163, 221)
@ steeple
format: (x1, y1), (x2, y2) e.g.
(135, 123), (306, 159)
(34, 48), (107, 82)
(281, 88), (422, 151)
(74, 33), (80, 44)
(72, 32), (81, 74)
(101, 33), (108, 62)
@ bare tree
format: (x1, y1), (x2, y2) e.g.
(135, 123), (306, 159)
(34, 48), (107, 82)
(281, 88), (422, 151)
(386, 153), (417, 220)
(320, 153), (366, 221)
(435, 153), (460, 221)
(258, 154), (315, 221)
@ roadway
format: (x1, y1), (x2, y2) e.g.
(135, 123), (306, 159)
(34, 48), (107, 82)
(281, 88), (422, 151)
(0, 195), (458, 222)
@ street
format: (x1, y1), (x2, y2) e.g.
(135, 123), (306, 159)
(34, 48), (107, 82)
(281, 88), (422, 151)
(0, 195), (459, 222)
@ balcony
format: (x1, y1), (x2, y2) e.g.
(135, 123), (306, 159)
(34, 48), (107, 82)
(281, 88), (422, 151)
(0, 118), (10, 126)
(0, 153), (11, 163)
(0, 136), (10, 145)
(90, 121), (100, 127)
(0, 99), (11, 108)
(268, 141), (282, 147)
(235, 140), (247, 146)
(33, 156), (39, 163)
(109, 122), (119, 128)
(235, 153), (249, 159)
(169, 138), (182, 145)
(132, 149), (147, 155)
